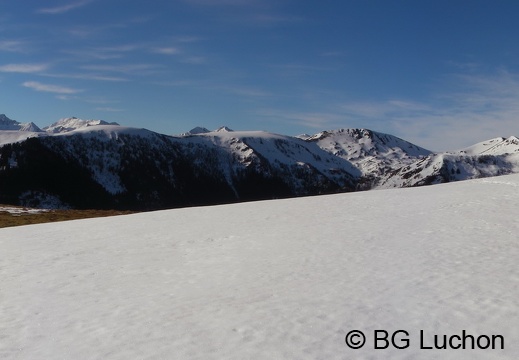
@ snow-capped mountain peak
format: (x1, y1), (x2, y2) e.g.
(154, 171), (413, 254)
(0, 114), (43, 132)
(44, 117), (120, 134)
(214, 126), (233, 132)
(188, 126), (210, 135)
(306, 128), (431, 178)
(0, 114), (16, 127)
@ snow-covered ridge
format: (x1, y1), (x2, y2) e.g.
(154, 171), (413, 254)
(455, 136), (519, 156)
(196, 129), (361, 185)
(0, 131), (47, 146)
(44, 117), (120, 134)
(2, 113), (519, 207)
(179, 125), (233, 136)
(305, 128), (432, 181)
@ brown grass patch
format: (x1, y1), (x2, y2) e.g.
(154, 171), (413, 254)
(0, 206), (135, 229)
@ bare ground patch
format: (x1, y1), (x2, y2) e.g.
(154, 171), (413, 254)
(0, 205), (134, 228)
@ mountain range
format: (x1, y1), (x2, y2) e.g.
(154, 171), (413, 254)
(1, 113), (518, 210)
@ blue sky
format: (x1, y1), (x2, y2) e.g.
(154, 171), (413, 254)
(2, 0), (519, 150)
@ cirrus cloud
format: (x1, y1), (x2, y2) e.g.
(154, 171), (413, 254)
(37, 0), (94, 15)
(0, 63), (49, 73)
(23, 81), (82, 94)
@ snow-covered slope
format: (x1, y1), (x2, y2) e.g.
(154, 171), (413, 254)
(193, 129), (361, 192)
(307, 128), (431, 177)
(456, 136), (519, 156)
(43, 117), (119, 133)
(378, 136), (519, 189)
(1, 175), (517, 359)
(0, 130), (47, 146)
(1, 125), (360, 209)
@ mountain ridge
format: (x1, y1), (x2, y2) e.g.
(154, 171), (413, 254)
(0, 114), (42, 132)
(1, 114), (518, 209)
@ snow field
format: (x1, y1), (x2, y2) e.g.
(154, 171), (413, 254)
(1, 175), (518, 359)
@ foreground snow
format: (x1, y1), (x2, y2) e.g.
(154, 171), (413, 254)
(1, 175), (518, 359)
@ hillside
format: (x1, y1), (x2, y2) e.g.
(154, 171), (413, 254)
(377, 136), (519, 188)
(0, 125), (358, 210)
(1, 174), (517, 359)
(1, 114), (519, 210)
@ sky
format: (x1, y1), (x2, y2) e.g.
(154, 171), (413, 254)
(2, 0), (519, 151)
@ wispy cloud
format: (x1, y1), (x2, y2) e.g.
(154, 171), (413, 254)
(64, 42), (184, 60)
(42, 72), (128, 82)
(23, 81), (82, 94)
(80, 64), (162, 75)
(62, 48), (130, 60)
(95, 107), (124, 112)
(256, 70), (519, 151)
(0, 63), (49, 73)
(257, 109), (346, 130)
(67, 17), (151, 38)
(56, 95), (80, 101)
(0, 40), (27, 53)
(337, 70), (519, 151)
(152, 47), (181, 55)
(340, 100), (436, 120)
(37, 0), (94, 14)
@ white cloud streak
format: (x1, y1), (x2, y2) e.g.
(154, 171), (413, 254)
(257, 109), (346, 130)
(42, 72), (128, 82)
(0, 64), (49, 73)
(37, 0), (94, 14)
(258, 70), (519, 151)
(0, 40), (26, 53)
(152, 47), (180, 55)
(23, 81), (82, 94)
(80, 64), (162, 75)
(339, 71), (519, 151)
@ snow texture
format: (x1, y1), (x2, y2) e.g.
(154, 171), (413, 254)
(1, 174), (518, 359)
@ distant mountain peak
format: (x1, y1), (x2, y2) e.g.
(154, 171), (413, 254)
(0, 113), (12, 121)
(0, 114), (43, 132)
(179, 126), (211, 136)
(215, 126), (233, 132)
(189, 126), (210, 134)
(0, 114), (16, 125)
